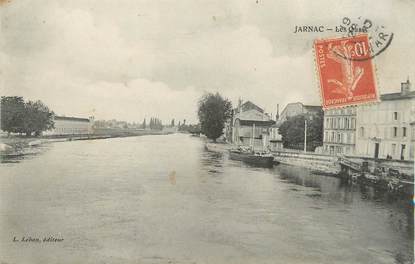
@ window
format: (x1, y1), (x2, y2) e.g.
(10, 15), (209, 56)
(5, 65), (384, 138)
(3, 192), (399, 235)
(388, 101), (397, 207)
(401, 144), (406, 160)
(403, 127), (407, 137)
(393, 112), (398, 120)
(393, 127), (398, 137)
(392, 144), (396, 156)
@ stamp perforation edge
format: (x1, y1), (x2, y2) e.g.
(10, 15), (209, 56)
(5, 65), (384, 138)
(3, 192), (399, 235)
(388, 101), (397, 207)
(313, 34), (381, 110)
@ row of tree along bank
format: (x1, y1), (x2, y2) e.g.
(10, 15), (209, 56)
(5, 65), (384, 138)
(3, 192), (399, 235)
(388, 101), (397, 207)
(1, 96), (54, 136)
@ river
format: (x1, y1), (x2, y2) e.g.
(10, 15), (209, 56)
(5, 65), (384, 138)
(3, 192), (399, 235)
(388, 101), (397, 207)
(0, 134), (413, 264)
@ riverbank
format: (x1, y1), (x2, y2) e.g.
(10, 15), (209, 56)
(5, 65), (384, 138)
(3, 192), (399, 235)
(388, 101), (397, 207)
(0, 130), (172, 149)
(272, 150), (340, 175)
(205, 142), (340, 174)
(205, 141), (414, 183)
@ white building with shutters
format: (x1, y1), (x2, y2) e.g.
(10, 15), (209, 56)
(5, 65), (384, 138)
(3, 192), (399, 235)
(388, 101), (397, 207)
(355, 79), (415, 161)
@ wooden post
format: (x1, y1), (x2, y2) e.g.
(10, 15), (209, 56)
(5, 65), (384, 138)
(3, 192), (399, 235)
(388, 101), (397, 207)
(304, 119), (307, 152)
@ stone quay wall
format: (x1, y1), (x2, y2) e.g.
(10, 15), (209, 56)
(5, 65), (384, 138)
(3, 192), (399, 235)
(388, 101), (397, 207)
(272, 150), (341, 175)
(271, 149), (414, 177)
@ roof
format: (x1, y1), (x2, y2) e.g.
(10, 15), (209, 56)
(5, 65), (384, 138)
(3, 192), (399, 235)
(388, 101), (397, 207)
(238, 120), (275, 127)
(380, 91), (415, 101)
(303, 105), (322, 112)
(281, 102), (321, 114)
(235, 108), (272, 121)
(55, 116), (90, 122)
(239, 101), (264, 113)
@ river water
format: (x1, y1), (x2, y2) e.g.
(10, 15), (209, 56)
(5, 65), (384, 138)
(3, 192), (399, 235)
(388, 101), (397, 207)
(0, 134), (413, 264)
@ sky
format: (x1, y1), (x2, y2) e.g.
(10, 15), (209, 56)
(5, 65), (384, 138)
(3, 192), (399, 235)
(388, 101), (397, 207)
(1, 0), (414, 123)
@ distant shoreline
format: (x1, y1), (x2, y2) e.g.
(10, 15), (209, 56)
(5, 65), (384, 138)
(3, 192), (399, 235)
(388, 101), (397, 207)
(0, 130), (174, 146)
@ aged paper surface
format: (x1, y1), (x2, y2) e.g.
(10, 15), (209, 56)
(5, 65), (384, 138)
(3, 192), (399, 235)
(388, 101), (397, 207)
(0, 1), (414, 264)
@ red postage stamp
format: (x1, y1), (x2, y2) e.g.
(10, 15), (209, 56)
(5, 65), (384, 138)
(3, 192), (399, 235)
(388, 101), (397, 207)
(314, 34), (379, 109)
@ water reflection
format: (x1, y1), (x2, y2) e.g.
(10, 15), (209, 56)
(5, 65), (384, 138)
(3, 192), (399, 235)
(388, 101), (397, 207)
(0, 144), (50, 164)
(201, 146), (414, 263)
(201, 150), (225, 175)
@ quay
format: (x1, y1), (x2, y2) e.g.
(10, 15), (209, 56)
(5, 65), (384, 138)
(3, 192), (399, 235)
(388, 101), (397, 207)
(272, 152), (414, 196)
(205, 141), (414, 196)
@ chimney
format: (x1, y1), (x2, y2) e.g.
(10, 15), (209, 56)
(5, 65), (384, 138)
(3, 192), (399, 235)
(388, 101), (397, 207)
(276, 104), (280, 121)
(401, 78), (411, 95)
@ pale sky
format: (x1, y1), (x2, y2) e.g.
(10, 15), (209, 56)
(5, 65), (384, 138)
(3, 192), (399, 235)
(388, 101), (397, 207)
(1, 0), (414, 123)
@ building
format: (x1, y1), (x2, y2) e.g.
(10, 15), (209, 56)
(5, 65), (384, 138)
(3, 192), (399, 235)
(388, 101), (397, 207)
(355, 79), (415, 160)
(230, 100), (275, 149)
(323, 106), (357, 155)
(277, 102), (322, 126)
(43, 116), (94, 136)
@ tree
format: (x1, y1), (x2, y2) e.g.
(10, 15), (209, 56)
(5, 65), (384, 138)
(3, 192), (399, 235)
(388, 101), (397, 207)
(21, 100), (54, 136)
(188, 123), (201, 134)
(171, 118), (175, 127)
(1, 96), (25, 134)
(197, 92), (232, 141)
(150, 118), (154, 130)
(142, 118), (146, 129)
(1, 97), (54, 136)
(278, 112), (323, 151)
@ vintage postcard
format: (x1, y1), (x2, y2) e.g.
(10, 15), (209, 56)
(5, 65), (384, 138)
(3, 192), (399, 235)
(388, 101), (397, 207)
(0, 1), (414, 264)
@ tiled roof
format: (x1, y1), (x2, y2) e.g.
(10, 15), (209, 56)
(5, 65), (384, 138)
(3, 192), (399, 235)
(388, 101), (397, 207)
(240, 101), (264, 113)
(235, 109), (271, 122)
(303, 105), (323, 112)
(380, 91), (415, 101)
(239, 120), (275, 127)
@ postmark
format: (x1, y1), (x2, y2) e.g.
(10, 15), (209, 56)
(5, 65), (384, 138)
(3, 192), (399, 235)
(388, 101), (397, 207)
(314, 34), (379, 109)
(339, 17), (393, 61)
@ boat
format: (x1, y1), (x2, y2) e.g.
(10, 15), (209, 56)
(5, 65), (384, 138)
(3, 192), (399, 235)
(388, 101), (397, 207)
(229, 148), (274, 167)
(228, 122), (275, 167)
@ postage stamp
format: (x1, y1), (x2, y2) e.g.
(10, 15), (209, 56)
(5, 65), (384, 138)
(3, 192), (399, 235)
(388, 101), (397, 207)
(314, 34), (379, 109)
